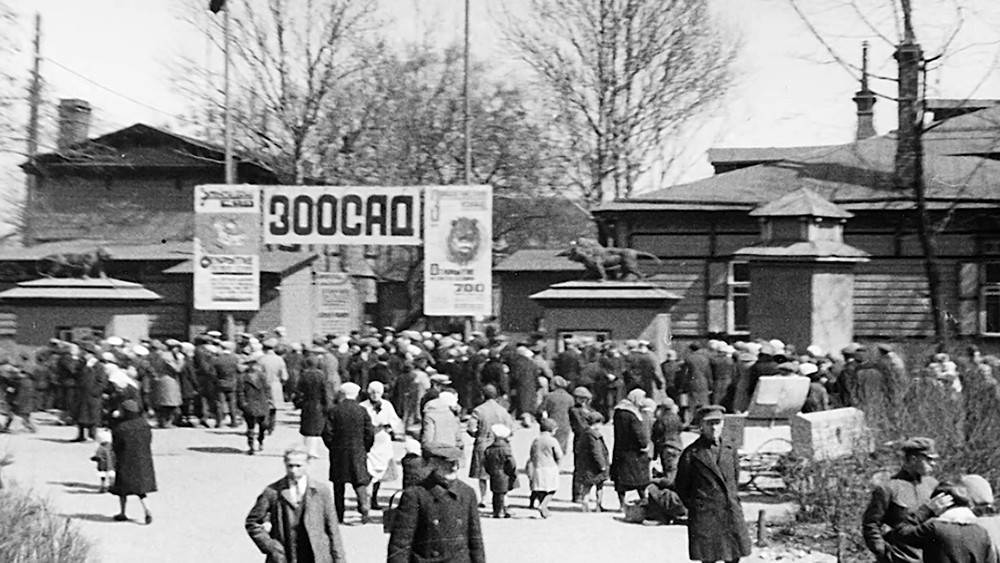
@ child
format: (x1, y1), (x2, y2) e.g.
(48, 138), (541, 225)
(526, 418), (563, 518)
(573, 411), (610, 512)
(91, 428), (115, 493)
(400, 435), (426, 489)
(483, 423), (517, 518)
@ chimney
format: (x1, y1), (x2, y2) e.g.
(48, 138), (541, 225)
(56, 98), (92, 150)
(853, 41), (877, 140)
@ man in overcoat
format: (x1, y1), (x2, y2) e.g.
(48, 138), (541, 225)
(675, 405), (752, 563)
(73, 341), (106, 442)
(246, 445), (347, 563)
(238, 353), (273, 455)
(213, 341), (241, 427)
(467, 384), (516, 504)
(321, 382), (375, 523)
(507, 345), (539, 425)
(682, 343), (712, 426)
(387, 444), (485, 563)
(861, 437), (941, 563)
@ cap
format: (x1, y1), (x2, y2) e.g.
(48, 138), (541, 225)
(165, 339), (182, 348)
(423, 443), (463, 462)
(262, 338), (278, 349)
(900, 437), (939, 459)
(737, 351), (756, 363)
(799, 362), (819, 376)
(206, 330), (222, 338)
(876, 342), (894, 353)
(585, 411), (605, 424)
(551, 376), (569, 389)
(106, 336), (124, 347)
(695, 405), (726, 423)
(959, 474), (994, 506)
(776, 361), (799, 372)
(572, 386), (593, 399)
(490, 423), (512, 439)
(341, 382), (361, 400)
(429, 373), (452, 385)
(841, 342), (863, 355)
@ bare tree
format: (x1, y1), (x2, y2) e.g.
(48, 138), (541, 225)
(788, 0), (1000, 341)
(501, 0), (738, 204)
(173, 0), (378, 183)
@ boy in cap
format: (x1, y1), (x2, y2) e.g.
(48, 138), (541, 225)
(676, 405), (752, 563)
(388, 443), (485, 563)
(862, 437), (942, 563)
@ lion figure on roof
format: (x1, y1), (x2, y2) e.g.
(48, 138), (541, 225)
(558, 237), (660, 281)
(36, 247), (110, 279)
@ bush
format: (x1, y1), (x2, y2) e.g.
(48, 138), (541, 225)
(777, 347), (1000, 561)
(0, 484), (92, 563)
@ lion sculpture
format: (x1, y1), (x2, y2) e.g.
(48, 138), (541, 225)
(36, 247), (111, 278)
(559, 238), (660, 281)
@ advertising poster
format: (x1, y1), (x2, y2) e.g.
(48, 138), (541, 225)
(423, 185), (492, 316)
(314, 272), (358, 337)
(262, 185), (422, 245)
(193, 184), (261, 311)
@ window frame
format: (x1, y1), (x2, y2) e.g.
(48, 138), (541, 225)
(982, 262), (1000, 336)
(727, 261), (750, 335)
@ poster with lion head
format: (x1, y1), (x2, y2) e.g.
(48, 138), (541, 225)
(423, 185), (493, 317)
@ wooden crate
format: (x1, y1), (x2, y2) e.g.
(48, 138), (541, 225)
(790, 407), (871, 461)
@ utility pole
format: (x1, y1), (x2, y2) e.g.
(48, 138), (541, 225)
(223, 3), (235, 185)
(24, 13), (42, 246)
(463, 0), (472, 185)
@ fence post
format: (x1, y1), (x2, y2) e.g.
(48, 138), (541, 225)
(756, 509), (767, 546)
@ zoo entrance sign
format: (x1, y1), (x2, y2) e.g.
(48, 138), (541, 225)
(194, 184), (492, 317)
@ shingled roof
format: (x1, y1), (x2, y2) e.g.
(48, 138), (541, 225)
(749, 188), (853, 218)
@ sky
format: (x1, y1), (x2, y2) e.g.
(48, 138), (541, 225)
(4, 0), (1000, 192)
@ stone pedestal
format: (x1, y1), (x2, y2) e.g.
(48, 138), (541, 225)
(530, 280), (681, 360)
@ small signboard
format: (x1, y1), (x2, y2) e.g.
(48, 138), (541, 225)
(314, 272), (358, 337)
(194, 184), (261, 311)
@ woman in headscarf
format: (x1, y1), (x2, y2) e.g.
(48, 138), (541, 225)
(109, 398), (157, 524)
(359, 380), (402, 510)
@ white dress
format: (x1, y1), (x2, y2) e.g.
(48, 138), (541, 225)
(360, 399), (403, 482)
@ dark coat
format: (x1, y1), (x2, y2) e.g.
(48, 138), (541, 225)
(296, 368), (327, 437)
(109, 416), (157, 496)
(659, 359), (684, 402)
(245, 476), (347, 563)
(480, 360), (509, 396)
(482, 438), (518, 493)
(683, 350), (712, 406)
(387, 473), (485, 563)
(894, 509), (998, 563)
(321, 399), (375, 485)
(625, 351), (662, 395)
(539, 388), (574, 452)
(508, 354), (539, 417)
(709, 352), (736, 408)
(573, 426), (610, 486)
(74, 360), (106, 426)
(193, 345), (217, 397)
(10, 375), (37, 415)
(610, 402), (650, 489)
(213, 353), (241, 392)
(862, 470), (938, 563)
(554, 349), (582, 381)
(238, 368), (272, 418)
(675, 436), (752, 562)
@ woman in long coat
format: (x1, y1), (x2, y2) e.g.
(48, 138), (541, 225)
(610, 390), (651, 509)
(296, 355), (327, 458)
(73, 350), (106, 441)
(148, 348), (183, 428)
(109, 399), (157, 524)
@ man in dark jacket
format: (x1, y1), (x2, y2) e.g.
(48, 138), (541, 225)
(237, 354), (272, 455)
(245, 445), (347, 563)
(675, 405), (752, 563)
(862, 438), (941, 563)
(387, 444), (485, 563)
(708, 342), (736, 411)
(213, 341), (241, 427)
(192, 336), (218, 428)
(74, 342), (106, 442)
(321, 382), (375, 524)
(682, 343), (712, 426)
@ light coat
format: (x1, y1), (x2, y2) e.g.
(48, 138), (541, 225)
(245, 476), (347, 563)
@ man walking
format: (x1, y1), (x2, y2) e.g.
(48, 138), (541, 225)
(675, 405), (752, 563)
(862, 437), (941, 563)
(387, 444), (485, 563)
(245, 444), (347, 563)
(321, 382), (375, 524)
(237, 353), (272, 455)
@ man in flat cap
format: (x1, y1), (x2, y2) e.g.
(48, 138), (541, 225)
(675, 405), (751, 563)
(387, 443), (485, 563)
(862, 437), (942, 563)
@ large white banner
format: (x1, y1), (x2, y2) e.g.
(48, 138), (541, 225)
(423, 185), (492, 316)
(262, 185), (422, 245)
(193, 185), (260, 311)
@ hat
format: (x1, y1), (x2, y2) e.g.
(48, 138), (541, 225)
(429, 373), (452, 385)
(165, 339), (181, 348)
(100, 351), (118, 364)
(959, 474), (994, 506)
(585, 411), (605, 424)
(106, 336), (124, 347)
(539, 418), (558, 433)
(876, 343), (894, 353)
(423, 443), (463, 462)
(806, 344), (825, 358)
(624, 339), (640, 350)
(776, 361), (799, 373)
(403, 437), (422, 456)
(551, 376), (569, 389)
(132, 344), (149, 357)
(737, 351), (756, 363)
(262, 338), (278, 349)
(490, 423), (512, 439)
(799, 362), (819, 376)
(900, 437), (939, 459)
(341, 382), (361, 400)
(841, 342), (862, 355)
(572, 386), (593, 399)
(121, 399), (141, 414)
(695, 405), (726, 423)
(206, 330), (222, 338)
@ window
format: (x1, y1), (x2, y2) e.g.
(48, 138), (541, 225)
(728, 262), (750, 334)
(984, 263), (1000, 335)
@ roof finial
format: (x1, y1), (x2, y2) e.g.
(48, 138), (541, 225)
(860, 40), (870, 92)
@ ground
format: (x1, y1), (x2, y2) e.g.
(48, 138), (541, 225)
(1, 409), (829, 563)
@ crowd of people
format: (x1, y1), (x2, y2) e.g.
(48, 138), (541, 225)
(5, 325), (1000, 561)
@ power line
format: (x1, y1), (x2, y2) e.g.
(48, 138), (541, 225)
(43, 56), (202, 126)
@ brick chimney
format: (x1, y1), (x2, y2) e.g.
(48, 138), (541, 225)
(852, 41), (877, 140)
(56, 98), (92, 150)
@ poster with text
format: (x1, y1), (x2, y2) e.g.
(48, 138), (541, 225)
(194, 184), (261, 311)
(423, 185), (492, 316)
(314, 272), (358, 337)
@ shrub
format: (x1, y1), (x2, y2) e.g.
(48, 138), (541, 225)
(0, 484), (92, 563)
